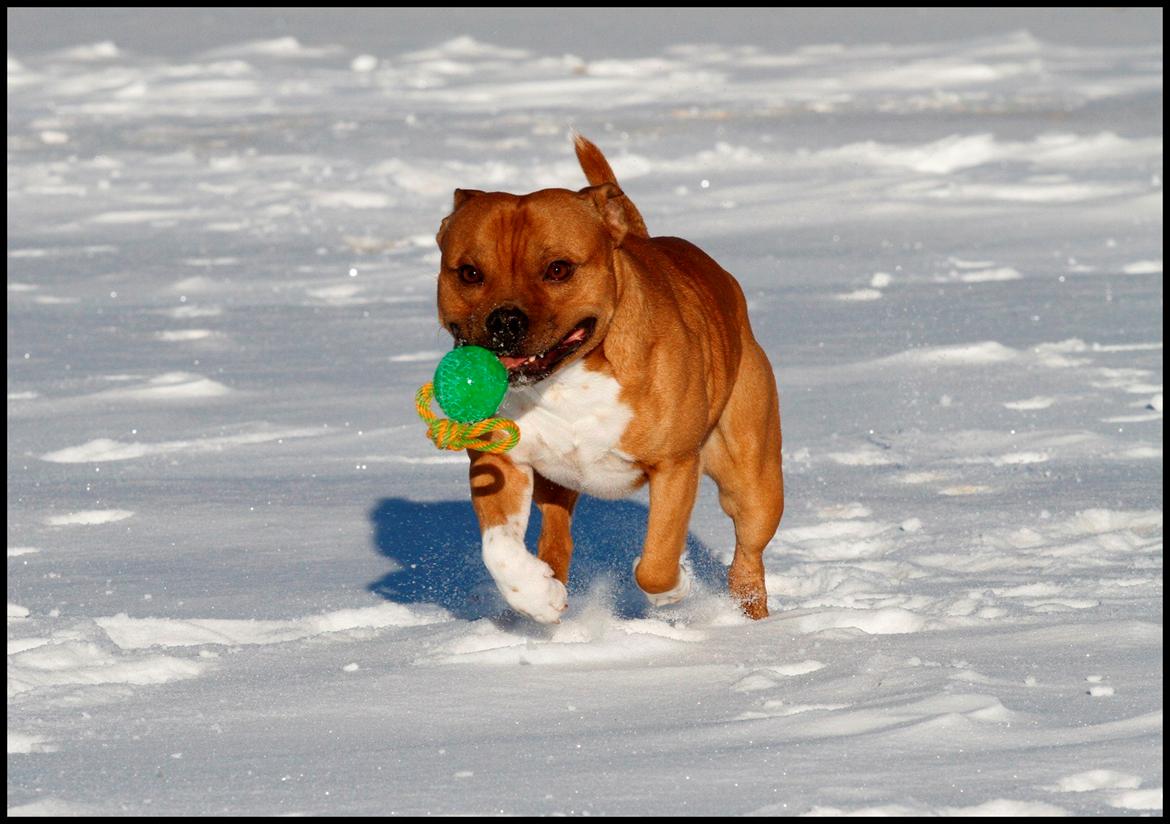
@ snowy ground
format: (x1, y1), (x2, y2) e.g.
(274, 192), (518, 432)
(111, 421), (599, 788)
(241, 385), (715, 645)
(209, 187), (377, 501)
(7, 9), (1163, 816)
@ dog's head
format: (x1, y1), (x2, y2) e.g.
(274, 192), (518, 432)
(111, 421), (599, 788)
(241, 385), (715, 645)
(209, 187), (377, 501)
(435, 183), (629, 385)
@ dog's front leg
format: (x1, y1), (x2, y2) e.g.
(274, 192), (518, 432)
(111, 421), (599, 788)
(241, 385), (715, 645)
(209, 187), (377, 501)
(534, 472), (579, 585)
(469, 450), (569, 623)
(634, 456), (700, 605)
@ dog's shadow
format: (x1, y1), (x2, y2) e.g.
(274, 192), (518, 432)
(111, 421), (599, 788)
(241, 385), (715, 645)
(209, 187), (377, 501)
(367, 496), (725, 621)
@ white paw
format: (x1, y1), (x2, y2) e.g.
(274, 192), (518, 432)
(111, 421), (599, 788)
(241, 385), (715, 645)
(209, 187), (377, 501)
(502, 566), (568, 624)
(483, 526), (569, 623)
(633, 557), (693, 606)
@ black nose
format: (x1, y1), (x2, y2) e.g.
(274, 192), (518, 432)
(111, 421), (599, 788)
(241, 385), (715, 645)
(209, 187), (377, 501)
(485, 306), (529, 354)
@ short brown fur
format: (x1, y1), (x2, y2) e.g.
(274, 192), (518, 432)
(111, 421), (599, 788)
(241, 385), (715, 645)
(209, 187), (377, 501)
(437, 135), (783, 620)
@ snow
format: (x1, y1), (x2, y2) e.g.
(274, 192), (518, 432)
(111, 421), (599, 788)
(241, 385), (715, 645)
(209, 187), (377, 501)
(7, 7), (1162, 817)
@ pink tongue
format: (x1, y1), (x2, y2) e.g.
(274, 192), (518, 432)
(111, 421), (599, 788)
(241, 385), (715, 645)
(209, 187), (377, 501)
(498, 325), (586, 371)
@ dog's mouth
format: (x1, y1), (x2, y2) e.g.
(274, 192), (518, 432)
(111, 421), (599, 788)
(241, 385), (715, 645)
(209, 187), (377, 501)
(497, 317), (597, 385)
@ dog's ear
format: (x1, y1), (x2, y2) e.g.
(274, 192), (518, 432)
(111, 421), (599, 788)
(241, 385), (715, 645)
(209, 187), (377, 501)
(580, 183), (628, 246)
(453, 188), (485, 210)
(437, 189), (486, 246)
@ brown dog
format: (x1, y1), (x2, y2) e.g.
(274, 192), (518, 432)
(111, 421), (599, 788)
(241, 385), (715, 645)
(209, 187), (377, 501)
(435, 135), (783, 623)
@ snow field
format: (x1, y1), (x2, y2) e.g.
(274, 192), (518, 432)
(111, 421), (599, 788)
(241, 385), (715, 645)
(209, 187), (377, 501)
(8, 9), (1162, 816)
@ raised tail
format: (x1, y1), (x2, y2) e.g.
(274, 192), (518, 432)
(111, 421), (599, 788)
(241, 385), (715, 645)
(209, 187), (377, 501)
(573, 133), (650, 239)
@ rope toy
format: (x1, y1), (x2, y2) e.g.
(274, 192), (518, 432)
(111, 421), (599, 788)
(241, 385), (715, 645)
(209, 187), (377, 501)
(415, 346), (520, 454)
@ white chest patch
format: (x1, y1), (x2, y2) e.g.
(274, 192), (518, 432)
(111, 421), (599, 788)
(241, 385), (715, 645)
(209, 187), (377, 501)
(499, 360), (643, 499)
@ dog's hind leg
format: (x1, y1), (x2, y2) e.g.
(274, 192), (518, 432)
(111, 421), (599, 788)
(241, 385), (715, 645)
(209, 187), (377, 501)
(701, 341), (784, 619)
(533, 472), (579, 585)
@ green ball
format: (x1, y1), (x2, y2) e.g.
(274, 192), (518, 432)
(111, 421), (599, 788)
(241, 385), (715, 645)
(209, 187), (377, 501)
(432, 346), (509, 423)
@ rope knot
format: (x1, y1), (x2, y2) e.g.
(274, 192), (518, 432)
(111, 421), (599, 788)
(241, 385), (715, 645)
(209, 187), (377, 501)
(415, 382), (520, 454)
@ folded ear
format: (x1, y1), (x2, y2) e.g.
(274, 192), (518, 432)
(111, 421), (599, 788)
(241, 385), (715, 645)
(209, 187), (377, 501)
(580, 183), (628, 246)
(437, 189), (487, 246)
(453, 188), (485, 210)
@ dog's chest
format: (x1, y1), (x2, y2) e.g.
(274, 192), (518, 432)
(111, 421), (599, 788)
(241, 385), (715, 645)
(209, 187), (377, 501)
(499, 361), (643, 499)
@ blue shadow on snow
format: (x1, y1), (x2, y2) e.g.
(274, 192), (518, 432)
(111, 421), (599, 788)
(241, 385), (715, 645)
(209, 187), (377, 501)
(367, 495), (724, 621)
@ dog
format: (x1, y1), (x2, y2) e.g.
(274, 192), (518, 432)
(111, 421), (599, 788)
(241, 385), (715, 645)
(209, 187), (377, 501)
(434, 135), (783, 623)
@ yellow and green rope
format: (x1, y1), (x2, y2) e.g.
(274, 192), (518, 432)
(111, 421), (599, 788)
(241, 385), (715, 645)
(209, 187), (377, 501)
(415, 382), (519, 454)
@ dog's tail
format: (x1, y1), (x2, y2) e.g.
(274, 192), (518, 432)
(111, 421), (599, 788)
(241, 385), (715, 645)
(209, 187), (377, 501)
(573, 133), (650, 239)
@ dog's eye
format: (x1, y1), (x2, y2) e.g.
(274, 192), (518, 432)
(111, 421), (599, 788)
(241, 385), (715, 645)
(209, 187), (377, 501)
(544, 260), (575, 282)
(457, 264), (483, 285)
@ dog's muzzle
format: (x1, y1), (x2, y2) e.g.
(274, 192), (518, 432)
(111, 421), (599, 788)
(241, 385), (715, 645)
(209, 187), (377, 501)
(485, 305), (529, 354)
